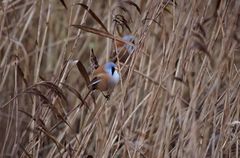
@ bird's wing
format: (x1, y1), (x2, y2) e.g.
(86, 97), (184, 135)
(88, 77), (101, 90)
(89, 73), (111, 91)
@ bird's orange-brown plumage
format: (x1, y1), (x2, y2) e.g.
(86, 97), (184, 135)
(111, 35), (135, 63)
(89, 62), (119, 92)
(93, 66), (105, 76)
(89, 66), (112, 91)
(94, 74), (111, 91)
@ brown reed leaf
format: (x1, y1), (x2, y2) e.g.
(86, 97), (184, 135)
(34, 81), (68, 106)
(17, 65), (28, 86)
(24, 88), (51, 105)
(114, 14), (132, 33)
(37, 126), (65, 150)
(192, 31), (205, 44)
(72, 24), (134, 46)
(19, 109), (35, 120)
(122, 0), (141, 14)
(90, 49), (99, 70)
(59, 0), (67, 9)
(60, 82), (85, 104)
(113, 5), (133, 28)
(76, 60), (91, 86)
(1, 87), (53, 109)
(75, 3), (109, 33)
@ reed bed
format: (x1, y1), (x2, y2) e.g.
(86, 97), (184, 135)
(1, 0), (240, 157)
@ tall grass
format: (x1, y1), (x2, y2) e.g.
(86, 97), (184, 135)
(1, 0), (240, 157)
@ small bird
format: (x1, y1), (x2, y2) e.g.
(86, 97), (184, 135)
(112, 35), (136, 63)
(89, 62), (120, 92)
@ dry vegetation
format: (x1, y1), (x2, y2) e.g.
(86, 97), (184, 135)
(1, 0), (240, 157)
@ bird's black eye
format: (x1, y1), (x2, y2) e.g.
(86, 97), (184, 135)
(131, 39), (135, 44)
(111, 67), (115, 75)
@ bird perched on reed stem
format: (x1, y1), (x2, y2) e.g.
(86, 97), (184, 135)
(111, 35), (136, 63)
(89, 62), (120, 92)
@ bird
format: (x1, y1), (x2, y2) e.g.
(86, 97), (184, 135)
(88, 62), (120, 92)
(111, 35), (136, 63)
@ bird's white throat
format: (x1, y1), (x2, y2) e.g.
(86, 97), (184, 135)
(111, 71), (120, 84)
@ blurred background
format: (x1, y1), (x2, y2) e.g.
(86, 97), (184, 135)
(1, 0), (240, 157)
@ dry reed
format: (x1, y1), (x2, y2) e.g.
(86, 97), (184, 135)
(1, 0), (240, 157)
